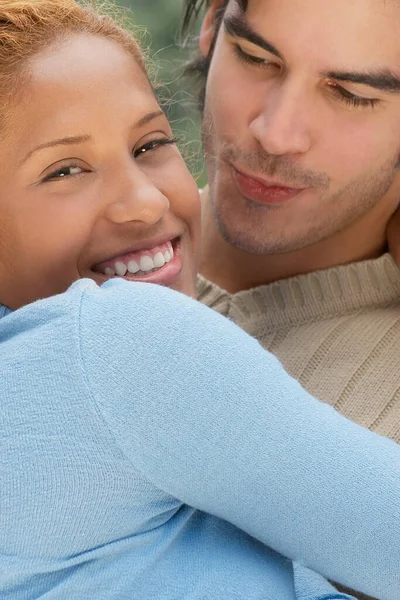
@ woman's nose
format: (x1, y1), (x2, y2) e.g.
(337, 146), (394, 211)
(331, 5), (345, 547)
(104, 169), (170, 225)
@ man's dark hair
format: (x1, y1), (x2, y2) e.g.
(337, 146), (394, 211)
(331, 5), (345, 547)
(181, 1), (230, 111)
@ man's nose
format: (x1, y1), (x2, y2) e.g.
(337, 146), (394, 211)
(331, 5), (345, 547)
(104, 166), (170, 226)
(249, 80), (312, 157)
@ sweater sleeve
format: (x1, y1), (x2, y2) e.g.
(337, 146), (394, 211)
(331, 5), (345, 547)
(78, 279), (400, 600)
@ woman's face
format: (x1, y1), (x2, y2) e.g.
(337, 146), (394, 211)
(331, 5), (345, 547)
(0, 34), (201, 309)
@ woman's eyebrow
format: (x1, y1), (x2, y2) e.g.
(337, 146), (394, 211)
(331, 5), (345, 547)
(223, 14), (283, 60)
(135, 110), (164, 128)
(20, 110), (165, 166)
(21, 134), (92, 165)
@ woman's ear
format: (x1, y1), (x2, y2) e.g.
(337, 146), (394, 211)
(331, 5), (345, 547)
(199, 0), (226, 57)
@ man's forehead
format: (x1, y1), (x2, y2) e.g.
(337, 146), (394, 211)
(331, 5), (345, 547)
(227, 0), (400, 59)
(230, 0), (400, 16)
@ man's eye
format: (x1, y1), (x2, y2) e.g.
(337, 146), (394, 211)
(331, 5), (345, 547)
(233, 44), (270, 68)
(233, 44), (269, 67)
(328, 82), (379, 109)
(134, 137), (177, 158)
(42, 165), (83, 183)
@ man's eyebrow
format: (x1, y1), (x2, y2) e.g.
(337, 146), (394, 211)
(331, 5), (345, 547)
(21, 110), (165, 165)
(324, 69), (400, 93)
(222, 13), (400, 96)
(223, 14), (283, 60)
(233, 0), (247, 12)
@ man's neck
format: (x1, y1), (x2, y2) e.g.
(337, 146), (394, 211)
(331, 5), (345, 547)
(199, 187), (391, 294)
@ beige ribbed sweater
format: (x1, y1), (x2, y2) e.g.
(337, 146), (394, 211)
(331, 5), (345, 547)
(198, 253), (400, 600)
(198, 253), (400, 443)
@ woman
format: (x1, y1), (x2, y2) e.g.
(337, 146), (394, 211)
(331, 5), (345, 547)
(0, 1), (399, 599)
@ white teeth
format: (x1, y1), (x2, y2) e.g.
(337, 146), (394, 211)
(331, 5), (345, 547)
(127, 260), (140, 274)
(107, 242), (175, 277)
(153, 252), (166, 268)
(139, 256), (155, 272)
(164, 245), (174, 263)
(115, 261), (127, 276)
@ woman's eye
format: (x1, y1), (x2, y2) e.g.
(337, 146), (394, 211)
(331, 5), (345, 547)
(328, 82), (379, 109)
(233, 43), (271, 68)
(42, 165), (84, 183)
(134, 137), (177, 158)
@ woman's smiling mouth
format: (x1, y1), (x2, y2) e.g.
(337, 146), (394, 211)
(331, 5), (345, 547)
(93, 238), (183, 285)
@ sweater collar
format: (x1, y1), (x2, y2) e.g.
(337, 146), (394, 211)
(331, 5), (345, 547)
(197, 253), (400, 331)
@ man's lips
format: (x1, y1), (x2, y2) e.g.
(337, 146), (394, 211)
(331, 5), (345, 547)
(231, 166), (306, 205)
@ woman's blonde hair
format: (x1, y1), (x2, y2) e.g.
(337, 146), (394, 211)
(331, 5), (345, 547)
(0, 0), (147, 126)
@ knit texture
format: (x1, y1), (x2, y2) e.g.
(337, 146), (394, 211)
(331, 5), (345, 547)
(1, 279), (400, 599)
(197, 253), (400, 443)
(197, 253), (400, 600)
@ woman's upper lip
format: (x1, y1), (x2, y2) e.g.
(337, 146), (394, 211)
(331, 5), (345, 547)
(92, 234), (180, 268)
(232, 165), (305, 190)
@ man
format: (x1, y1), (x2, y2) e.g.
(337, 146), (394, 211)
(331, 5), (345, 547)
(182, 2), (400, 596)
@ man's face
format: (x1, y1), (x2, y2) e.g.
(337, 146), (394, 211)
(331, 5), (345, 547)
(200, 0), (400, 254)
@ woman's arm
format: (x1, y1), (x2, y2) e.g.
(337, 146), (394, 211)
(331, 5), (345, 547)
(80, 278), (400, 600)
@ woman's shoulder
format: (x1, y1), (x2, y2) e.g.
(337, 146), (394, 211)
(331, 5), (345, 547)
(1, 277), (200, 334)
(77, 277), (237, 351)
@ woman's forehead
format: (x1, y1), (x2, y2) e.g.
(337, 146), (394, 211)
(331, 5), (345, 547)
(28, 34), (148, 91)
(0, 36), (159, 167)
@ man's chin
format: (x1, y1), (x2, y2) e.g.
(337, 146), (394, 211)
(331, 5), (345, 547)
(214, 211), (318, 255)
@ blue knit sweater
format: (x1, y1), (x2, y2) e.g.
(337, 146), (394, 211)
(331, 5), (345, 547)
(1, 279), (399, 599)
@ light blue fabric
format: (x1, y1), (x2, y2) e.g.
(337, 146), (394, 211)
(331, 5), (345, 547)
(292, 564), (358, 599)
(0, 278), (399, 599)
